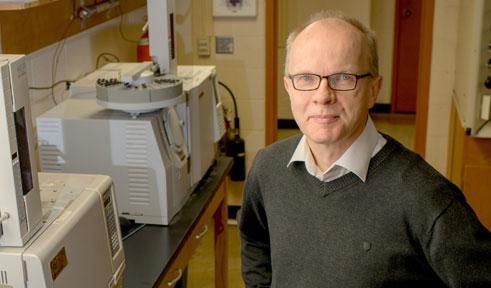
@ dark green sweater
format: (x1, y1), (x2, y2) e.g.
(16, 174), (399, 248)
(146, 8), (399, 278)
(239, 134), (491, 288)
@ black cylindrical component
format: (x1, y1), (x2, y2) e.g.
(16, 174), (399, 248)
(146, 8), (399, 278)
(485, 76), (491, 89)
(227, 135), (246, 181)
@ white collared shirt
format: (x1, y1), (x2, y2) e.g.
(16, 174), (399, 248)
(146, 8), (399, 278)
(287, 117), (386, 182)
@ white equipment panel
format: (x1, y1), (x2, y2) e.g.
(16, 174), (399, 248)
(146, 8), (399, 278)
(0, 55), (42, 247)
(0, 173), (125, 288)
(178, 65), (226, 186)
(37, 99), (191, 225)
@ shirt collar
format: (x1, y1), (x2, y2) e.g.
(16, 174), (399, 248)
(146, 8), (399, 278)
(287, 116), (382, 182)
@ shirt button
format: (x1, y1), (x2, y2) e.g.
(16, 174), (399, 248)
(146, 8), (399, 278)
(363, 241), (372, 251)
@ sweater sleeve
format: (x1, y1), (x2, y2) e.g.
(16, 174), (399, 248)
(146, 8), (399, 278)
(425, 197), (491, 287)
(238, 151), (272, 288)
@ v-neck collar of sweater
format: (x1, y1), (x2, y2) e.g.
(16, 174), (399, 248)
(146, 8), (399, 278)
(288, 134), (399, 197)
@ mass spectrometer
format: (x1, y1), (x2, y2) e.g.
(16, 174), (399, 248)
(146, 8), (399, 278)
(0, 54), (125, 288)
(36, 0), (226, 225)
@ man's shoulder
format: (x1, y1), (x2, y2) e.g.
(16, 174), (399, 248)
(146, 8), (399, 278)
(254, 134), (302, 167)
(376, 135), (463, 209)
(377, 135), (451, 185)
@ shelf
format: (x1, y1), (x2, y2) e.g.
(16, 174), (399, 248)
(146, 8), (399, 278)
(0, 0), (145, 54)
(0, 0), (58, 11)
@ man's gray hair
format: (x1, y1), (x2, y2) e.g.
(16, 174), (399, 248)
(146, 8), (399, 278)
(284, 10), (379, 76)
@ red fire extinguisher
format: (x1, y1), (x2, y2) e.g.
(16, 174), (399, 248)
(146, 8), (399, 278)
(137, 23), (151, 62)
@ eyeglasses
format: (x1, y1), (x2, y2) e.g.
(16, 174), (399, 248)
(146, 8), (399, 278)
(287, 73), (372, 91)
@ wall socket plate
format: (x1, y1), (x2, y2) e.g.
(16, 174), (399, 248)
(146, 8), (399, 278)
(197, 37), (211, 57)
(481, 94), (491, 120)
(213, 0), (257, 18)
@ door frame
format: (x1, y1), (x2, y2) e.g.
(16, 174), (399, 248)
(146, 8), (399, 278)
(265, 0), (278, 145)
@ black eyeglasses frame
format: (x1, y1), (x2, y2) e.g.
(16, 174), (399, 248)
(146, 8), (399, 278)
(287, 72), (372, 91)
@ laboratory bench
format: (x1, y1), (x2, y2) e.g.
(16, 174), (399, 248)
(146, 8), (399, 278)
(122, 157), (232, 287)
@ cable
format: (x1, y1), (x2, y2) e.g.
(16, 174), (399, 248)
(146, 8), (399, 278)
(51, 17), (76, 105)
(96, 52), (120, 68)
(29, 80), (75, 90)
(475, 119), (491, 135)
(218, 81), (240, 135)
(118, 5), (139, 43)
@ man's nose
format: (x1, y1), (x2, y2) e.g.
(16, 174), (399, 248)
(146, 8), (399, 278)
(312, 78), (336, 104)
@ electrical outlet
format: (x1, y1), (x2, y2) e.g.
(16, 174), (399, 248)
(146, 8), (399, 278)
(197, 37), (211, 57)
(213, 0), (257, 17)
(481, 94), (491, 120)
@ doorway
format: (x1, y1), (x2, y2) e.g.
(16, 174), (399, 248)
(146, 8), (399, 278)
(391, 0), (422, 113)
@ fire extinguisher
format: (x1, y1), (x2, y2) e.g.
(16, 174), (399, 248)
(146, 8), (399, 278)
(137, 23), (151, 62)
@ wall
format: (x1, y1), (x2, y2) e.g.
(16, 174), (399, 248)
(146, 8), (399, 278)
(425, 0), (460, 174)
(26, 7), (146, 123)
(371, 0), (395, 104)
(175, 0), (266, 173)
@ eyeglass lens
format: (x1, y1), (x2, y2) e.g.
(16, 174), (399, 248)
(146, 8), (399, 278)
(292, 73), (358, 91)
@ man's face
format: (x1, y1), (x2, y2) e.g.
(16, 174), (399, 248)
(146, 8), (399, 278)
(284, 19), (381, 150)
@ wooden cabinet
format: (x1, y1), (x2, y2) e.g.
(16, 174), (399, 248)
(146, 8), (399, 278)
(448, 104), (491, 230)
(0, 0), (145, 54)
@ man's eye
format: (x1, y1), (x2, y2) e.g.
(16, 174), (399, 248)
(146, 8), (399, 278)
(340, 74), (351, 81)
(339, 74), (352, 81)
(297, 75), (315, 82)
(330, 74), (351, 82)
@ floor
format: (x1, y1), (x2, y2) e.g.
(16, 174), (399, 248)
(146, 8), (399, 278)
(186, 113), (415, 287)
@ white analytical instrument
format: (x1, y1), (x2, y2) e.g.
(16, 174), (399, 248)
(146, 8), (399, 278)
(0, 54), (125, 288)
(36, 64), (225, 225)
(0, 173), (125, 288)
(37, 0), (225, 225)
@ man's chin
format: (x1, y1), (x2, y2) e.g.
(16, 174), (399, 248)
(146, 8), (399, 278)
(305, 133), (340, 146)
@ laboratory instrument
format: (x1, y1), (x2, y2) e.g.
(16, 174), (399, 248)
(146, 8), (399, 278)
(0, 54), (125, 288)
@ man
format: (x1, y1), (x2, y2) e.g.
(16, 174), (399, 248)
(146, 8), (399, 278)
(238, 10), (491, 288)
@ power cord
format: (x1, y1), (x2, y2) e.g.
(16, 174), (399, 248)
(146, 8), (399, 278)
(217, 81), (246, 181)
(218, 81), (240, 136)
(475, 119), (491, 135)
(29, 80), (74, 91)
(51, 17), (76, 105)
(96, 52), (120, 68)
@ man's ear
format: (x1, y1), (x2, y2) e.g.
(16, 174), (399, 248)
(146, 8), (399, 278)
(284, 76), (293, 97)
(368, 75), (382, 108)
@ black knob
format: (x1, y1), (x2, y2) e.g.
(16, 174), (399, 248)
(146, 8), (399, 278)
(485, 76), (491, 89)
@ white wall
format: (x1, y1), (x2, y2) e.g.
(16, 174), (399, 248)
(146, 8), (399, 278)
(425, 0), (461, 174)
(371, 0), (395, 104)
(28, 8), (146, 124)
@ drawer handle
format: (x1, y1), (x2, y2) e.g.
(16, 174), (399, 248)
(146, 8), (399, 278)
(195, 224), (209, 240)
(167, 268), (183, 287)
